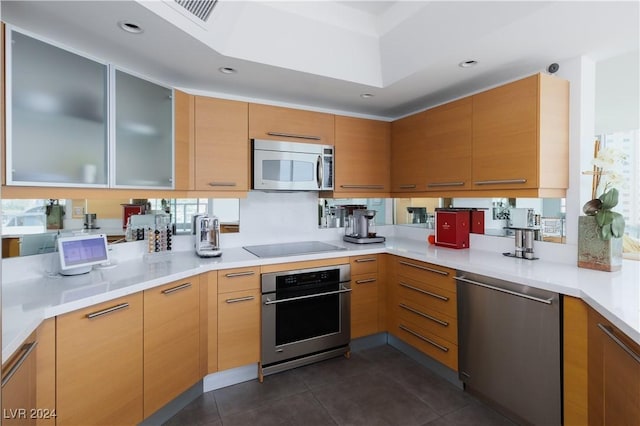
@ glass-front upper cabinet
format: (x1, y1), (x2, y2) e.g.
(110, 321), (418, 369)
(7, 28), (108, 186)
(113, 69), (173, 188)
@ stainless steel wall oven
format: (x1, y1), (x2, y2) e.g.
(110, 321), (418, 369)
(260, 264), (351, 377)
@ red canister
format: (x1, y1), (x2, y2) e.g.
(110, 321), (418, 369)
(435, 209), (470, 249)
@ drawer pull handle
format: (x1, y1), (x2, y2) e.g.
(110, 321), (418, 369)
(474, 178), (527, 186)
(399, 261), (449, 276)
(598, 323), (640, 364)
(399, 184), (417, 189)
(454, 276), (553, 305)
(225, 271), (256, 278)
(340, 184), (384, 189)
(225, 296), (255, 304)
(399, 282), (449, 301)
(162, 282), (192, 295)
(267, 131), (321, 141)
(427, 181), (465, 187)
(356, 278), (377, 285)
(208, 182), (237, 187)
(354, 258), (376, 263)
(86, 303), (130, 319)
(399, 325), (449, 353)
(1, 342), (38, 388)
(399, 303), (449, 327)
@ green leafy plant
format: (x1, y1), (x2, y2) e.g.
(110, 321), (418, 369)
(596, 188), (626, 240)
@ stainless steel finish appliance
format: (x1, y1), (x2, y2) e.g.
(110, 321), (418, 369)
(84, 213), (98, 229)
(456, 271), (561, 426)
(195, 214), (222, 257)
(261, 264), (351, 376)
(252, 139), (334, 191)
(343, 209), (385, 244)
(243, 241), (345, 258)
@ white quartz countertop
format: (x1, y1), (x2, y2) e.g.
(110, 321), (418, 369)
(3, 237), (639, 363)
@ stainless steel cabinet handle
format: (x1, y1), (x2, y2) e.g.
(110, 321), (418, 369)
(474, 178), (527, 185)
(399, 282), (449, 301)
(399, 184), (417, 189)
(454, 276), (553, 305)
(1, 342), (38, 387)
(264, 285), (351, 305)
(86, 302), (130, 319)
(340, 185), (385, 189)
(225, 296), (255, 304)
(399, 303), (449, 327)
(224, 271), (256, 278)
(598, 323), (640, 364)
(399, 260), (449, 276)
(208, 182), (237, 187)
(356, 278), (377, 285)
(316, 155), (323, 190)
(355, 257), (376, 263)
(266, 131), (321, 141)
(162, 282), (192, 295)
(427, 181), (465, 187)
(399, 325), (449, 353)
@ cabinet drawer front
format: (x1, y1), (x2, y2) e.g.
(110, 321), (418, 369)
(396, 277), (457, 318)
(218, 289), (260, 370)
(350, 255), (378, 275)
(396, 258), (455, 292)
(396, 298), (457, 344)
(218, 267), (260, 293)
(393, 320), (458, 371)
(249, 103), (335, 145)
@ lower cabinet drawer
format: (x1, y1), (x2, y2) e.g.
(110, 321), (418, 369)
(396, 299), (457, 344)
(396, 277), (457, 318)
(393, 319), (458, 371)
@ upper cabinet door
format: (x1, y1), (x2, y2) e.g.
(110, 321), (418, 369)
(391, 110), (429, 192)
(195, 97), (249, 191)
(334, 116), (390, 195)
(113, 69), (174, 189)
(424, 97), (473, 192)
(249, 103), (334, 145)
(7, 29), (108, 187)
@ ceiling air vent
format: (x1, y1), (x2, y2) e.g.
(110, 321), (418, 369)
(173, 0), (218, 22)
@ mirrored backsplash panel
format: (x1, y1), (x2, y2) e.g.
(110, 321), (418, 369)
(319, 197), (566, 244)
(1, 198), (240, 257)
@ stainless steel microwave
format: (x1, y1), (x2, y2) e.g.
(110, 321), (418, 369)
(252, 139), (334, 191)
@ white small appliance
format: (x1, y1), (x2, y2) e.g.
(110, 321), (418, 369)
(57, 233), (109, 275)
(195, 215), (222, 257)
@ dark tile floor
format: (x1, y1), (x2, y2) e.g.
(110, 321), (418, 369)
(164, 345), (517, 426)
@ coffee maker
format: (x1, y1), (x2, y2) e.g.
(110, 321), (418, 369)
(195, 215), (222, 257)
(343, 209), (385, 244)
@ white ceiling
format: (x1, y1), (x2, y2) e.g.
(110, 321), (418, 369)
(2, 1), (639, 119)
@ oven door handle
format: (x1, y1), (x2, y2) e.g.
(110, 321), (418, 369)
(264, 285), (351, 305)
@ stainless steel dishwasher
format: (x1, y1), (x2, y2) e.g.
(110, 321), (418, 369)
(456, 271), (561, 426)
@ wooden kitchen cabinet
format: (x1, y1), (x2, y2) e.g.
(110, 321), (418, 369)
(563, 296), (589, 426)
(588, 306), (640, 426)
(143, 276), (200, 418)
(249, 103), (334, 145)
(423, 97), (472, 193)
(56, 293), (143, 426)
(472, 73), (569, 197)
(201, 271), (219, 375)
(334, 116), (390, 196)
(195, 96), (250, 192)
(389, 257), (458, 371)
(217, 267), (261, 370)
(2, 334), (37, 426)
(350, 255), (381, 338)
(390, 109), (428, 193)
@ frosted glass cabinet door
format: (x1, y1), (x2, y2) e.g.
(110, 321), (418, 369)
(8, 30), (108, 186)
(114, 70), (173, 188)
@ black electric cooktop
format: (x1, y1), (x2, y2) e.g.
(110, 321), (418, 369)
(243, 241), (346, 258)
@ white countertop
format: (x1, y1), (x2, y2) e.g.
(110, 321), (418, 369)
(3, 237), (639, 363)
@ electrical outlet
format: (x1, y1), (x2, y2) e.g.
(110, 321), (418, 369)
(73, 207), (84, 217)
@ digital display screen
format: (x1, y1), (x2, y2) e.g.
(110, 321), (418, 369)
(59, 235), (108, 269)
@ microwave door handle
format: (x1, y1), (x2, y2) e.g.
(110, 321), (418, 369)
(317, 155), (323, 189)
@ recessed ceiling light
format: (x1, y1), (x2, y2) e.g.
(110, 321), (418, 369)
(118, 20), (144, 34)
(459, 60), (478, 68)
(360, 93), (374, 99)
(219, 67), (237, 75)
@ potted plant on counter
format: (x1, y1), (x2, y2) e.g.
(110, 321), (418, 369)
(579, 141), (626, 271)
